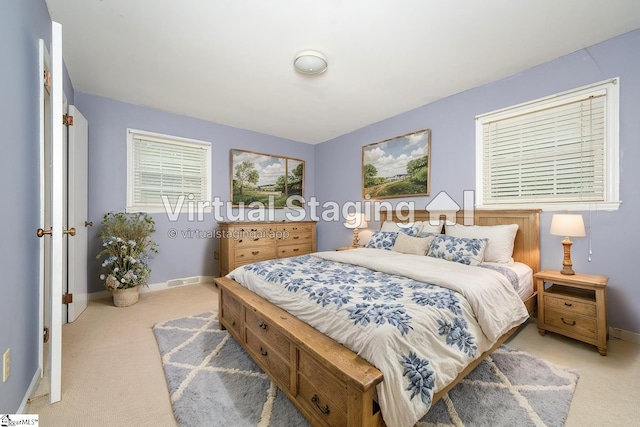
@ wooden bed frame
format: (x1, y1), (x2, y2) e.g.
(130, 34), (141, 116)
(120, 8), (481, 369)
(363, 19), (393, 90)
(215, 209), (540, 427)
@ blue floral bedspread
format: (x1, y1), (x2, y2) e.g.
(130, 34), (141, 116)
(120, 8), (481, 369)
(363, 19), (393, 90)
(229, 249), (528, 427)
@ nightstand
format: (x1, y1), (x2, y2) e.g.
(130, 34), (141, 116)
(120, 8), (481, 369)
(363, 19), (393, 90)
(535, 269), (609, 355)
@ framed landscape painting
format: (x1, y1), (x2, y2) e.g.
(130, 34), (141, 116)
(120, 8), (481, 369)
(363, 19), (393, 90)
(362, 129), (431, 199)
(231, 149), (304, 207)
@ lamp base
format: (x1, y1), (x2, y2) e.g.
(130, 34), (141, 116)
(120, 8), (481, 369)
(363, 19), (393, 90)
(560, 265), (576, 275)
(352, 228), (360, 248)
(560, 237), (575, 275)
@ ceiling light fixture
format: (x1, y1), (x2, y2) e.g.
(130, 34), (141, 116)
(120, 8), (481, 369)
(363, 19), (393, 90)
(294, 50), (328, 75)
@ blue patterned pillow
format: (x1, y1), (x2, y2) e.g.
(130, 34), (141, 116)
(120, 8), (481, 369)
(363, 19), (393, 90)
(380, 221), (422, 236)
(427, 235), (488, 265)
(398, 225), (422, 236)
(366, 231), (398, 250)
(416, 231), (439, 238)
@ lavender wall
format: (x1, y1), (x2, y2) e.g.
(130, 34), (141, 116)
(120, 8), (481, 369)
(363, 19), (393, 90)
(316, 29), (640, 334)
(74, 93), (315, 294)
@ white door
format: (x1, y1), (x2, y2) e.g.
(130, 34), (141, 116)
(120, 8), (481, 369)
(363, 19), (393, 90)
(67, 106), (89, 322)
(38, 24), (84, 403)
(37, 39), (51, 383)
(48, 20), (65, 404)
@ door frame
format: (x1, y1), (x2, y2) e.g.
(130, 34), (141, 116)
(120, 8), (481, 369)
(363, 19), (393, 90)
(67, 105), (89, 322)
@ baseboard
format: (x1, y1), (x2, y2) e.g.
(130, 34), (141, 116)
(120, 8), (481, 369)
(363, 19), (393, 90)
(609, 327), (640, 344)
(18, 367), (42, 413)
(88, 275), (215, 300)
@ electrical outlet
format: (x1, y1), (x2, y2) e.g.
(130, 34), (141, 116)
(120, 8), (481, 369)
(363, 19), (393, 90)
(3, 348), (9, 382)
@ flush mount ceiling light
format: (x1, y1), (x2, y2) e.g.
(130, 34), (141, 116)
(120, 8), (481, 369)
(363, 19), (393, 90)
(293, 50), (328, 75)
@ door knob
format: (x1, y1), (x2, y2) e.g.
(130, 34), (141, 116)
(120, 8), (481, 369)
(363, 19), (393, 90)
(63, 228), (76, 237)
(37, 228), (53, 238)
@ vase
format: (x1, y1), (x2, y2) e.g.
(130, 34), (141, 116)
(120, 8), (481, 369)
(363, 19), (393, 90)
(111, 286), (140, 307)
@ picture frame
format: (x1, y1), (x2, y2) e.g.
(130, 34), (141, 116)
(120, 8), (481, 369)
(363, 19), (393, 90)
(362, 128), (431, 199)
(231, 149), (305, 208)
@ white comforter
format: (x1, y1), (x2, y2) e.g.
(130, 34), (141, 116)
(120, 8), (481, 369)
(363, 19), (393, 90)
(229, 248), (529, 427)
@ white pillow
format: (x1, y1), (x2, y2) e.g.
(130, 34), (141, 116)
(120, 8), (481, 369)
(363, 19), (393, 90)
(445, 224), (518, 264)
(420, 221), (444, 234)
(392, 232), (435, 256)
(380, 221), (424, 236)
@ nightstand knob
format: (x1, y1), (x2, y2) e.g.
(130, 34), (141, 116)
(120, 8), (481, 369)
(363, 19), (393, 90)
(561, 318), (576, 326)
(564, 302), (573, 307)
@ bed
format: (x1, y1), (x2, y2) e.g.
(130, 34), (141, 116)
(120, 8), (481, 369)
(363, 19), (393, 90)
(214, 209), (540, 427)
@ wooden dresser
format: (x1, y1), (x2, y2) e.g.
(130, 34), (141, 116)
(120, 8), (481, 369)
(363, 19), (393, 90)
(218, 221), (317, 276)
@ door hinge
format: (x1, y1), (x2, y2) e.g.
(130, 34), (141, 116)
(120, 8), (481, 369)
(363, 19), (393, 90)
(62, 293), (73, 304)
(43, 327), (50, 344)
(63, 114), (74, 126)
(43, 70), (51, 88)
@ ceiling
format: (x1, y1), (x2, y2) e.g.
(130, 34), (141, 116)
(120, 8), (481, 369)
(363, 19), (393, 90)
(44, 0), (640, 145)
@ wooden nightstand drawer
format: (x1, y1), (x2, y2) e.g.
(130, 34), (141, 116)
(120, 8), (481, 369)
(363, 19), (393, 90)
(544, 295), (596, 317)
(544, 308), (597, 340)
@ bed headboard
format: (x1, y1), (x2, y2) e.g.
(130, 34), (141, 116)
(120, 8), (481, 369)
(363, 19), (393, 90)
(379, 209), (540, 273)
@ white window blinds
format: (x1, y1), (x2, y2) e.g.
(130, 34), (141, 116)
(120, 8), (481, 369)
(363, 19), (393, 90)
(476, 78), (619, 211)
(127, 130), (211, 212)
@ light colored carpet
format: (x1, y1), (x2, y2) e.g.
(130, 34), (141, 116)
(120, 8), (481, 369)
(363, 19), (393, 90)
(24, 283), (640, 427)
(154, 311), (579, 427)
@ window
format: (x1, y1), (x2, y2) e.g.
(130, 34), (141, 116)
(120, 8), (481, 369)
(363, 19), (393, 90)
(126, 129), (211, 213)
(476, 78), (620, 211)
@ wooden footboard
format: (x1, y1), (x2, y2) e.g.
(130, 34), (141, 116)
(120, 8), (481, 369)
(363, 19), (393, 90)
(216, 276), (385, 427)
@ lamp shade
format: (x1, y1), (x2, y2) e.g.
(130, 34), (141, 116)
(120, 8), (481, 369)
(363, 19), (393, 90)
(343, 213), (368, 229)
(550, 214), (586, 237)
(294, 50), (327, 75)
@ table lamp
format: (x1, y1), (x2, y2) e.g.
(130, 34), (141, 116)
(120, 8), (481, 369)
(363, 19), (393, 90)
(550, 213), (586, 275)
(343, 213), (368, 248)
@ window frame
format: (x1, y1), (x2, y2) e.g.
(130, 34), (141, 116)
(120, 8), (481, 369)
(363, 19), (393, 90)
(475, 78), (620, 212)
(126, 129), (212, 213)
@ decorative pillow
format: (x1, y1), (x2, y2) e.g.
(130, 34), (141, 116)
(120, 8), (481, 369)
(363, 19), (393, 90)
(419, 221), (444, 234)
(392, 232), (435, 256)
(445, 224), (518, 264)
(427, 235), (488, 265)
(417, 231), (439, 238)
(379, 221), (422, 236)
(365, 231), (398, 250)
